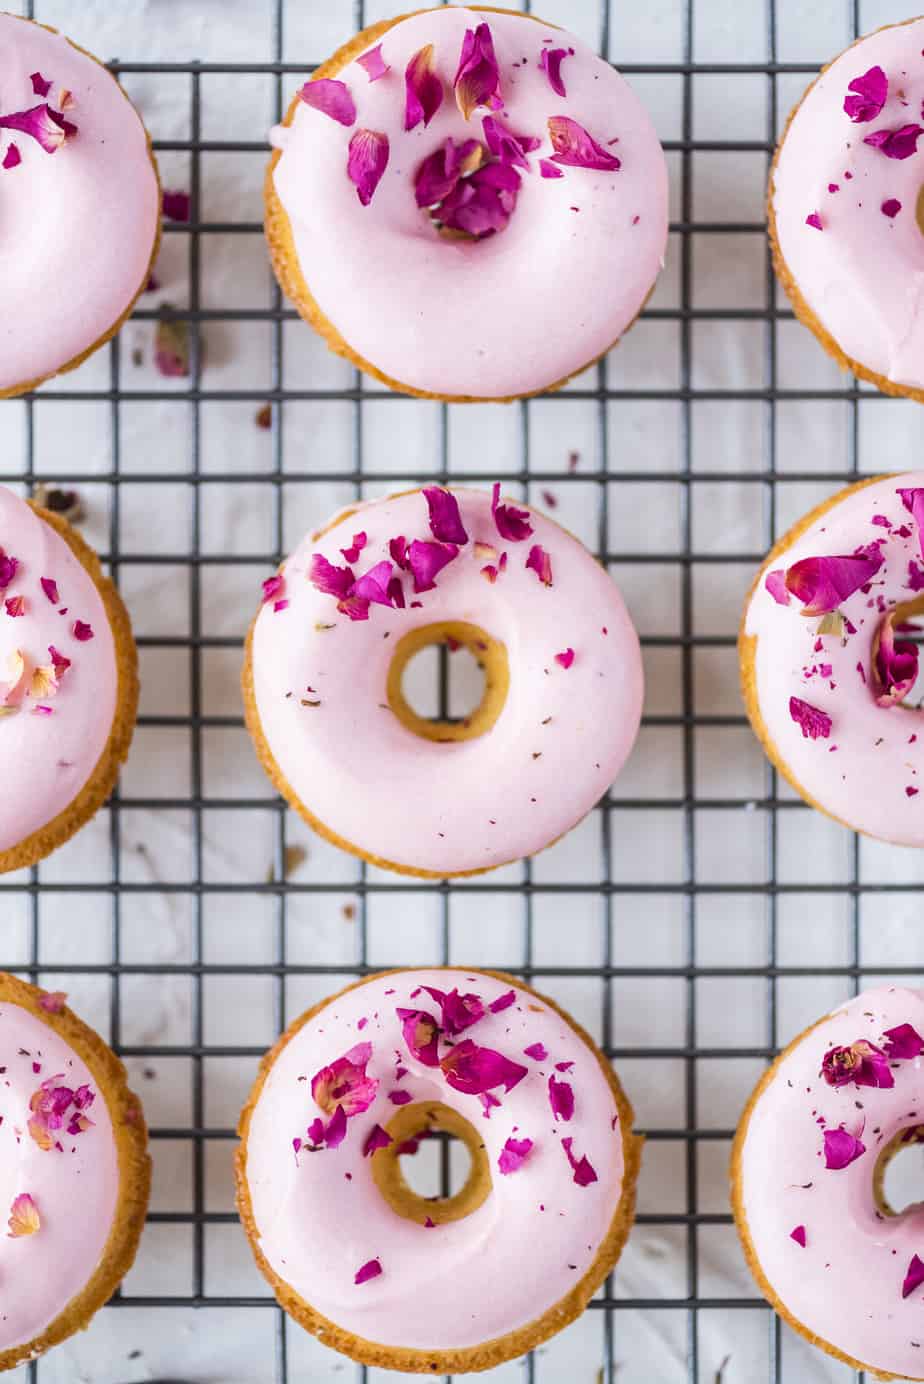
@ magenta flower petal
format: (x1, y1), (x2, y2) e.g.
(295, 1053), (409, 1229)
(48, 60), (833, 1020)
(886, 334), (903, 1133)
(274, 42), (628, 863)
(453, 22), (501, 121)
(823, 1128), (866, 1170)
(408, 539), (459, 593)
(440, 1039), (528, 1096)
(310, 553), (355, 599)
(489, 990), (516, 1014)
(882, 197), (902, 218)
(490, 487), (534, 541)
(898, 488), (924, 558)
(539, 158), (563, 179)
(548, 1074), (574, 1122)
(539, 47), (569, 98)
(363, 1123), (393, 1156)
(873, 611), (918, 707)
(340, 531), (367, 564)
(764, 569), (790, 606)
(299, 78), (356, 126)
(526, 545), (553, 587)
(0, 104), (74, 153)
(421, 985), (485, 1035)
(790, 1224), (807, 1247)
(414, 136), (481, 208)
(350, 560), (395, 607)
(405, 44), (443, 131)
(555, 648), (575, 670)
(396, 1008), (441, 1067)
(843, 65), (887, 122)
(40, 577), (59, 605)
(805, 212), (823, 230)
(821, 1039), (894, 1089)
(387, 576), (405, 609)
(548, 116), (620, 171)
(357, 44), (390, 82)
(324, 1103), (348, 1149)
(0, 555), (18, 590)
(389, 536), (410, 570)
(348, 128), (389, 206)
(337, 594), (371, 622)
(72, 620), (93, 642)
(482, 114), (540, 169)
(524, 1042), (547, 1061)
(30, 72), (52, 98)
(883, 1023), (924, 1060)
(903, 1253), (924, 1299)
(498, 1136), (533, 1174)
(355, 1257), (382, 1285)
(438, 161), (520, 236)
(262, 573), (284, 605)
(864, 124), (924, 159)
(423, 487), (469, 545)
(311, 1041), (377, 1118)
(2, 143), (21, 171)
(562, 1135), (598, 1186)
(789, 696), (832, 741)
(784, 545), (884, 615)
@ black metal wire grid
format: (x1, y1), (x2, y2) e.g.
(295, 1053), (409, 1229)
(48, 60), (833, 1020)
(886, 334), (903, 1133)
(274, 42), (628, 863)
(5, 0), (917, 1379)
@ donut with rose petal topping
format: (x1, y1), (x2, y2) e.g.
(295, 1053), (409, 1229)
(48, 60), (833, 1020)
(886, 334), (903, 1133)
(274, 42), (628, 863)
(264, 5), (668, 401)
(242, 485), (642, 877)
(0, 973), (149, 1373)
(236, 967), (640, 1373)
(740, 472), (924, 844)
(0, 487), (139, 872)
(0, 13), (160, 398)
(731, 985), (924, 1379)
(769, 17), (924, 401)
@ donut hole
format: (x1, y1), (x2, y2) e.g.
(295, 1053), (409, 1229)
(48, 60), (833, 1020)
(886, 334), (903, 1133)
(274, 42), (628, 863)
(875, 1126), (924, 1217)
(369, 1100), (492, 1226)
(387, 621), (509, 744)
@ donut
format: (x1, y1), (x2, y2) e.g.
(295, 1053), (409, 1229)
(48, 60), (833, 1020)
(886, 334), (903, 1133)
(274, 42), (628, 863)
(0, 14), (160, 399)
(265, 5), (668, 401)
(731, 985), (924, 1379)
(739, 472), (924, 845)
(769, 17), (924, 401)
(242, 485), (643, 877)
(236, 968), (640, 1373)
(0, 487), (139, 872)
(0, 973), (149, 1372)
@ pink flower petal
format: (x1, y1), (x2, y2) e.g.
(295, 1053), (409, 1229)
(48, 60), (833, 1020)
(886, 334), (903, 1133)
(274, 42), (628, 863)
(0, 104), (75, 153)
(873, 611), (918, 707)
(821, 1040), (893, 1089)
(883, 1023), (924, 1060)
(539, 47), (569, 98)
(350, 560), (395, 607)
(898, 488), (924, 558)
(396, 1008), (441, 1067)
(421, 985), (485, 1035)
(324, 1103), (348, 1148)
(482, 114), (540, 169)
(489, 990), (516, 1014)
(790, 1224), (806, 1247)
(310, 553), (355, 599)
(548, 1073), (574, 1122)
(40, 577), (59, 605)
(299, 78), (356, 127)
(843, 65), (887, 122)
(0, 554), (19, 590)
(440, 1039), (528, 1096)
(526, 545), (553, 587)
(72, 620), (93, 642)
(548, 116), (620, 171)
(408, 539), (459, 593)
(355, 1257), (382, 1285)
(7, 1192), (40, 1238)
(823, 1127), (865, 1170)
(903, 1254), (924, 1299)
(539, 158), (563, 178)
(336, 595), (370, 622)
(162, 188), (191, 222)
(340, 532), (367, 564)
(555, 648), (575, 670)
(405, 44), (443, 131)
(4, 597), (24, 618)
(453, 22), (502, 121)
(784, 544), (884, 615)
(789, 696), (832, 741)
(438, 160), (520, 236)
(37, 990), (67, 1014)
(562, 1135), (597, 1186)
(414, 135), (482, 208)
(498, 1136), (533, 1174)
(805, 212), (823, 230)
(2, 143), (21, 171)
(363, 1124), (393, 1156)
(262, 573), (284, 605)
(764, 569), (790, 606)
(388, 1089), (412, 1106)
(357, 44), (390, 82)
(864, 124), (924, 159)
(422, 487), (469, 545)
(524, 1042), (547, 1061)
(311, 1042), (377, 1119)
(389, 536), (410, 570)
(882, 197), (902, 217)
(30, 72), (52, 98)
(348, 129), (389, 206)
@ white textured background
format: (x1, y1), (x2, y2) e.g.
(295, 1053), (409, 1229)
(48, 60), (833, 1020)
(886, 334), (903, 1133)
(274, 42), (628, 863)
(2, 1), (924, 1381)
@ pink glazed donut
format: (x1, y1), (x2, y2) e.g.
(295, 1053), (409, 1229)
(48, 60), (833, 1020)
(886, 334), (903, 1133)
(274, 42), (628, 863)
(733, 986), (924, 1379)
(243, 486), (643, 877)
(236, 968), (641, 1372)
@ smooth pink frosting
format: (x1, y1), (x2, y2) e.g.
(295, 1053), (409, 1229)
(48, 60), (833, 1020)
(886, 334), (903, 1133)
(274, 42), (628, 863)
(744, 473), (924, 845)
(773, 19), (924, 389)
(0, 14), (159, 391)
(270, 7), (668, 398)
(0, 999), (118, 1352)
(739, 986), (924, 1378)
(0, 489), (118, 855)
(243, 969), (626, 1350)
(250, 487), (643, 875)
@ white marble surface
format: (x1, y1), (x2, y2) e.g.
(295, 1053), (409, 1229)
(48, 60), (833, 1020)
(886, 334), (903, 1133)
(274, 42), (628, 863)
(2, 0), (924, 1381)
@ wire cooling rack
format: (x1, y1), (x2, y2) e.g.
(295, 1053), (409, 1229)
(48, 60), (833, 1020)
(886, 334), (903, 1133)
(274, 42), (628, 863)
(6, 0), (924, 1380)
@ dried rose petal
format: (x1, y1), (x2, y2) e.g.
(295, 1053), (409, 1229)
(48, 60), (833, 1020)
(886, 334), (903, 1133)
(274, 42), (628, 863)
(805, 212), (823, 230)
(350, 560), (395, 607)
(357, 44), (389, 82)
(40, 577), (59, 605)
(363, 1124), (393, 1156)
(526, 545), (553, 587)
(548, 116), (620, 171)
(38, 990), (67, 1014)
(864, 124), (924, 159)
(438, 160), (520, 236)
(299, 78), (356, 127)
(498, 1136), (533, 1174)
(489, 484), (532, 544)
(539, 158), (563, 179)
(0, 104), (75, 153)
(389, 536), (410, 570)
(784, 545), (884, 615)
(323, 1104), (348, 1150)
(883, 1023), (924, 1060)
(30, 72), (52, 98)
(0, 554), (19, 589)
(539, 47), (569, 98)
(348, 129), (389, 206)
(548, 1073), (574, 1122)
(453, 22), (502, 121)
(405, 44), (443, 131)
(904, 1253), (924, 1299)
(262, 574), (284, 605)
(790, 1224), (806, 1247)
(414, 136), (482, 208)
(30, 664), (59, 699)
(48, 646), (70, 678)
(311, 1042), (377, 1118)
(764, 570), (790, 606)
(482, 114), (540, 169)
(898, 488), (924, 558)
(28, 1076), (95, 1150)
(72, 620), (93, 642)
(408, 539), (459, 593)
(843, 65), (887, 122)
(873, 611), (918, 707)
(562, 1135), (597, 1186)
(0, 649), (25, 707)
(489, 990), (515, 1014)
(555, 648), (574, 670)
(2, 144), (21, 171)
(162, 188), (191, 222)
(524, 1042), (547, 1061)
(396, 1008), (441, 1067)
(440, 1039), (528, 1096)
(423, 487), (469, 545)
(821, 1039), (893, 1089)
(310, 553), (355, 599)
(882, 197), (902, 217)
(823, 1127), (865, 1170)
(340, 532), (367, 564)
(422, 985), (485, 1035)
(355, 1257), (382, 1285)
(5, 596), (24, 618)
(7, 1193), (40, 1238)
(789, 696), (832, 741)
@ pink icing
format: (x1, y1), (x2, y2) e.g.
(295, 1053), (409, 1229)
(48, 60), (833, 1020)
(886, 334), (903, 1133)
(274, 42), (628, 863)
(0, 1000), (117, 1352)
(738, 986), (924, 1378)
(744, 473), (924, 844)
(270, 8), (668, 398)
(250, 487), (643, 875)
(243, 969), (625, 1349)
(0, 15), (159, 392)
(773, 20), (924, 390)
(0, 489), (118, 854)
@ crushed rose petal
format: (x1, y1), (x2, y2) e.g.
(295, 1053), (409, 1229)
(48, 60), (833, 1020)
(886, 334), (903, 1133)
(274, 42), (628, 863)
(0, 104), (76, 154)
(348, 128), (389, 206)
(72, 620), (93, 642)
(823, 1127), (866, 1170)
(396, 1008), (441, 1067)
(539, 47), (569, 97)
(555, 648), (575, 670)
(408, 539), (459, 593)
(903, 1253), (924, 1299)
(311, 1042), (377, 1120)
(355, 1257), (382, 1285)
(37, 990), (67, 1014)
(422, 985), (485, 1035)
(562, 1135), (597, 1186)
(764, 569), (790, 606)
(405, 44), (443, 131)
(363, 1124), (393, 1156)
(262, 574), (284, 605)
(423, 487), (469, 545)
(491, 483), (533, 542)
(40, 577), (59, 605)
(883, 1023), (924, 1060)
(2, 144), (21, 170)
(357, 44), (390, 82)
(789, 696), (832, 741)
(548, 1073), (574, 1121)
(864, 124), (924, 159)
(821, 1039), (893, 1089)
(489, 990), (516, 1014)
(548, 116), (620, 171)
(453, 22), (502, 121)
(524, 1042), (547, 1061)
(440, 1039), (528, 1096)
(873, 611), (918, 707)
(784, 544), (884, 615)
(843, 65), (888, 122)
(498, 1136), (533, 1174)
(299, 78), (356, 126)
(790, 1224), (806, 1247)
(526, 545), (553, 587)
(7, 1193), (40, 1238)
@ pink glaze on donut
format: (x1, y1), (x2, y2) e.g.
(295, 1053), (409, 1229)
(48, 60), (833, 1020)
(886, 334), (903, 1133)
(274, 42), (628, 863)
(270, 7), (668, 398)
(250, 487), (643, 874)
(0, 999), (117, 1352)
(773, 18), (924, 390)
(744, 473), (924, 844)
(243, 970), (626, 1350)
(0, 14), (159, 392)
(738, 986), (924, 1378)
(0, 489), (118, 854)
